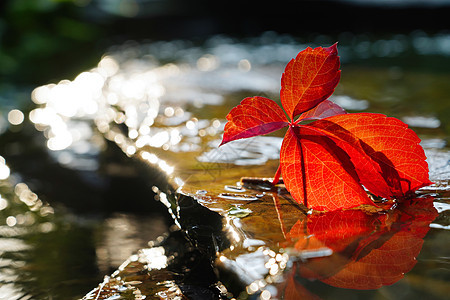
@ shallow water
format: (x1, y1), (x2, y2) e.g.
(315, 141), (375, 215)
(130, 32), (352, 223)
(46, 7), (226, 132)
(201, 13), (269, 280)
(0, 31), (449, 299)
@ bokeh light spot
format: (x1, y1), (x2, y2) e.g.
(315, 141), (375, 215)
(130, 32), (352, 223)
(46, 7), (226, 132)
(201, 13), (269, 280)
(7, 109), (24, 125)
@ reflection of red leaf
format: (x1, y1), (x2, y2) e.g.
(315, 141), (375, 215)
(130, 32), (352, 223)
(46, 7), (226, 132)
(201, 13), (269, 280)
(220, 44), (432, 211)
(300, 210), (377, 252)
(278, 271), (322, 300)
(319, 230), (424, 289)
(284, 196), (438, 290)
(281, 44), (341, 120)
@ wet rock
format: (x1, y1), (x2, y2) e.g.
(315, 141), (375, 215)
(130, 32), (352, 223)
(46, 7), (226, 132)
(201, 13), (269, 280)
(83, 230), (228, 300)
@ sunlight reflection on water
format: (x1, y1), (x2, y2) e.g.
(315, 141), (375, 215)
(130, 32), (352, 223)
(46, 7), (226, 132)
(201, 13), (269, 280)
(0, 164), (56, 300)
(28, 38), (287, 178)
(0, 156), (10, 180)
(28, 31), (450, 180)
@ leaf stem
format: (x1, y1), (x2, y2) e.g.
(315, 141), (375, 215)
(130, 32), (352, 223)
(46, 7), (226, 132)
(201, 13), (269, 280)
(272, 164), (282, 185)
(293, 117), (302, 125)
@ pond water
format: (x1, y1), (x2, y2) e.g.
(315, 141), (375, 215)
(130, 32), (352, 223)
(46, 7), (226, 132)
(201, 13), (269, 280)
(0, 31), (449, 299)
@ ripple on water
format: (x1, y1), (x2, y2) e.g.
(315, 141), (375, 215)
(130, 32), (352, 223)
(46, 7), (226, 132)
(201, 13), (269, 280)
(219, 193), (259, 201)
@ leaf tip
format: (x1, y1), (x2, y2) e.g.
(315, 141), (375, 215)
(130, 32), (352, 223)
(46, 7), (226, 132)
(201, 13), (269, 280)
(219, 134), (231, 147)
(325, 42), (339, 55)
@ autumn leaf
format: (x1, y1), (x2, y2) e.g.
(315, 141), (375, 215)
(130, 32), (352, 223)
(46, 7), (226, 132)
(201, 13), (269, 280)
(281, 43), (341, 121)
(296, 99), (347, 122)
(304, 113), (433, 199)
(220, 44), (432, 211)
(220, 96), (288, 146)
(280, 126), (375, 211)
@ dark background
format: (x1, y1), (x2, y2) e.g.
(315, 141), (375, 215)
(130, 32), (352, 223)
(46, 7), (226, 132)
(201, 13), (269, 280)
(1, 0), (449, 86)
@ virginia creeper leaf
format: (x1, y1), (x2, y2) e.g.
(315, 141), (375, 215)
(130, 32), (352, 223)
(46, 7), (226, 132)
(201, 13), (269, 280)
(220, 96), (289, 146)
(220, 43), (432, 212)
(280, 126), (375, 211)
(281, 44), (341, 120)
(305, 113), (432, 198)
(296, 99), (347, 122)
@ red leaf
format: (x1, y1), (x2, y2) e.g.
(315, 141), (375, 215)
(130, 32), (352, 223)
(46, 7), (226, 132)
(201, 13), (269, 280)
(281, 44), (341, 121)
(220, 43), (432, 212)
(220, 96), (289, 146)
(296, 99), (346, 122)
(305, 113), (433, 198)
(280, 126), (375, 211)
